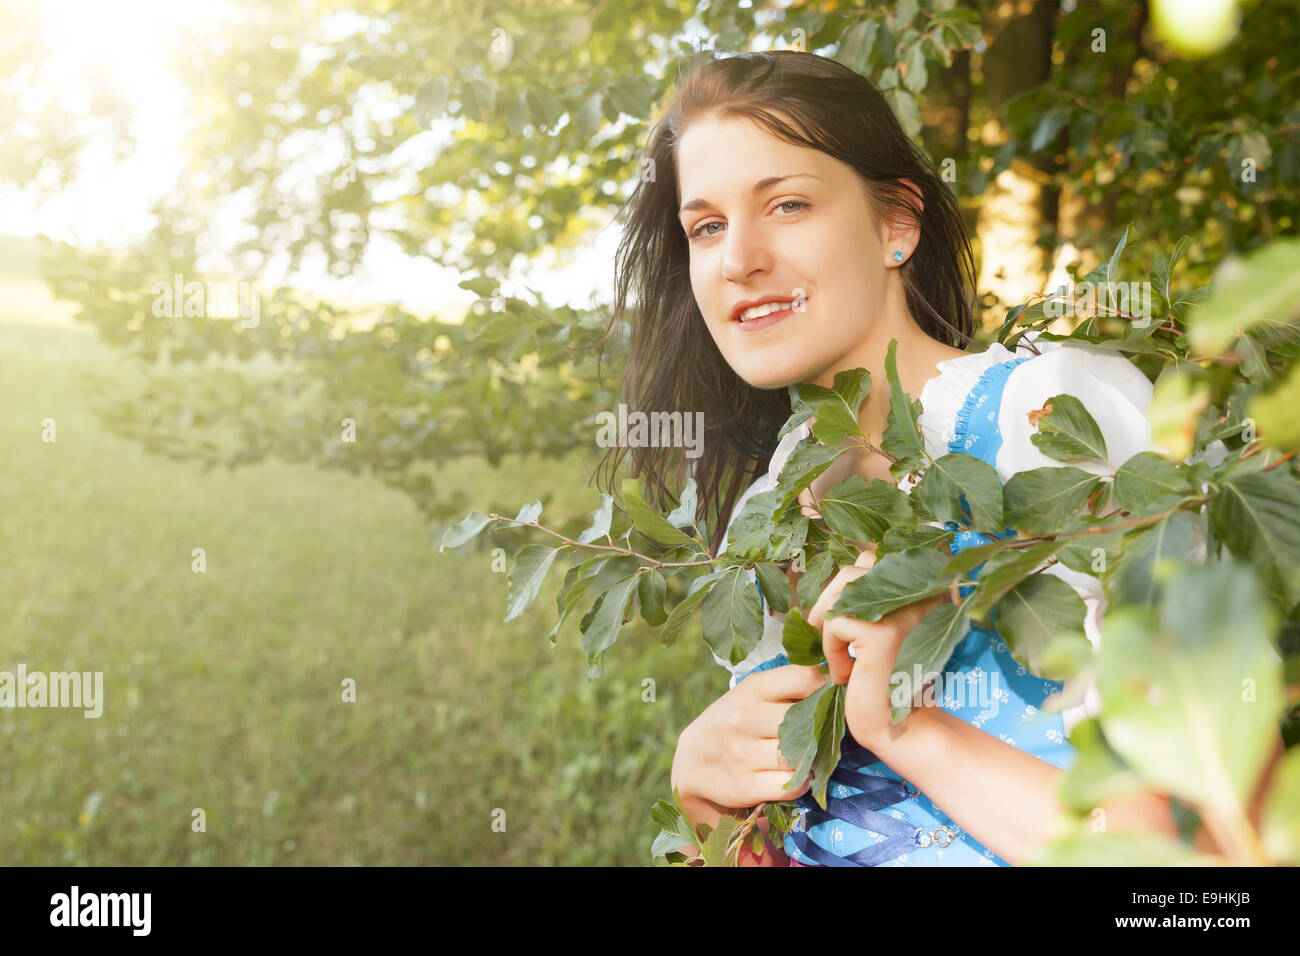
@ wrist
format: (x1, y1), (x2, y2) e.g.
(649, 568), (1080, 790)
(867, 702), (948, 765)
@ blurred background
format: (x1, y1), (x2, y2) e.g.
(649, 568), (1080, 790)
(0, 0), (1295, 864)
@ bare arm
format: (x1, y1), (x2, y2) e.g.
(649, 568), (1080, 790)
(870, 705), (1276, 864)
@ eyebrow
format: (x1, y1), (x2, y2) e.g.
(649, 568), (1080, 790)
(678, 173), (823, 217)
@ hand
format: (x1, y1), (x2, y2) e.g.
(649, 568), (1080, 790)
(806, 546), (951, 755)
(671, 664), (830, 825)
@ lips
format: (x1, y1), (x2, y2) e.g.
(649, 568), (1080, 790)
(734, 299), (802, 333)
(730, 294), (807, 323)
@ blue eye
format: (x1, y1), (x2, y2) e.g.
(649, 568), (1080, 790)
(686, 199), (809, 243)
(688, 221), (725, 241)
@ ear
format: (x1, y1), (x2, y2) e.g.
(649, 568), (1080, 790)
(880, 178), (924, 269)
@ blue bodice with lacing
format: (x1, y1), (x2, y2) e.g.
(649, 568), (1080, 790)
(737, 355), (1079, 866)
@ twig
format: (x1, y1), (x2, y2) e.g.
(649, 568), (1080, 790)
(486, 514), (717, 568)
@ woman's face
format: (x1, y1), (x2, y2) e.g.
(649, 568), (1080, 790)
(676, 113), (904, 390)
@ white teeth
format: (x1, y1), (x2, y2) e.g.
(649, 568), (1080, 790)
(739, 300), (796, 322)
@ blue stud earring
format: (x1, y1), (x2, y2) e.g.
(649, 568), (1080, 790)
(893, 250), (904, 262)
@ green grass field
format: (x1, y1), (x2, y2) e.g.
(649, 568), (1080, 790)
(0, 262), (723, 865)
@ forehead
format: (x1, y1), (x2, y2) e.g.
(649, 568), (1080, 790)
(676, 113), (832, 201)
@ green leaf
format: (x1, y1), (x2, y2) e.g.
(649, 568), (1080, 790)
(794, 367), (871, 446)
(753, 562), (792, 614)
(880, 524), (953, 555)
(776, 402), (816, 443)
(650, 794), (698, 857)
(579, 573), (639, 674)
(901, 38), (927, 94)
(572, 93), (603, 141)
(913, 452), (1005, 532)
(439, 510), (492, 551)
(700, 567), (765, 666)
(1056, 719), (1149, 816)
(638, 569), (668, 626)
(964, 539), (1069, 621)
(514, 500), (543, 523)
(1027, 824), (1207, 866)
(995, 573), (1092, 681)
(659, 570), (725, 648)
(888, 599), (971, 723)
(886, 87), (921, 137)
(1030, 106), (1071, 152)
(836, 18), (879, 73)
(577, 493), (614, 544)
(1028, 393), (1110, 465)
(819, 475), (915, 543)
(725, 489), (809, 561)
(621, 478), (697, 549)
(525, 86), (562, 130)
(1208, 465), (1300, 606)
(882, 339), (929, 479)
(546, 555), (606, 645)
(698, 814), (741, 867)
(1081, 221), (1135, 292)
(781, 607), (825, 665)
(1054, 515), (1127, 576)
(1150, 235), (1192, 318)
(505, 544), (562, 623)
(796, 550), (837, 609)
(1112, 452), (1191, 513)
(931, 7), (983, 47)
(1003, 466), (1106, 534)
(1187, 237), (1300, 353)
(777, 679), (845, 809)
(1097, 559), (1284, 822)
(773, 442), (843, 512)
(830, 547), (952, 622)
(665, 476), (698, 528)
(413, 76), (451, 127)
(1106, 510), (1197, 607)
(1261, 746), (1300, 865)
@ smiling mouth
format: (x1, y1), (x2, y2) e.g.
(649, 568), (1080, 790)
(734, 297), (805, 328)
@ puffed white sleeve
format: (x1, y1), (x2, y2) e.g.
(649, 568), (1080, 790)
(993, 339), (1227, 737)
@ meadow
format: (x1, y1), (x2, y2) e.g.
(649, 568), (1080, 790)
(0, 249), (723, 865)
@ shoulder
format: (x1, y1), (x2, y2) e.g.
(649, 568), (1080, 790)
(994, 332), (1156, 481)
(915, 335), (1037, 463)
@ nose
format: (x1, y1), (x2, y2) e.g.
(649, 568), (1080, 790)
(721, 220), (772, 284)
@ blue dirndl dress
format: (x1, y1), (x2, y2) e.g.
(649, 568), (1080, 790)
(736, 355), (1078, 866)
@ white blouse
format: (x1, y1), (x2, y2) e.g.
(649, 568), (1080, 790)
(712, 329), (1226, 738)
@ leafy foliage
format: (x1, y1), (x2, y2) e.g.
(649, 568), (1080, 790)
(444, 230), (1300, 865)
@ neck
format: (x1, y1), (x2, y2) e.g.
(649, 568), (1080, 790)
(808, 277), (963, 446)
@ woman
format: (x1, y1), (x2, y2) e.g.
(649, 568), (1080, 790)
(597, 50), (1225, 866)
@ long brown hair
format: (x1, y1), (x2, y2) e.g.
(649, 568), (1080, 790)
(594, 50), (978, 556)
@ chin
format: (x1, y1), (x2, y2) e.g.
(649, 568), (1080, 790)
(730, 356), (819, 392)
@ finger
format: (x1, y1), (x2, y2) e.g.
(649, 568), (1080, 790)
(796, 487), (820, 520)
(745, 700), (802, 739)
(749, 663), (829, 702)
(758, 737), (795, 774)
(822, 613), (883, 685)
(807, 564), (870, 630)
(755, 770), (812, 804)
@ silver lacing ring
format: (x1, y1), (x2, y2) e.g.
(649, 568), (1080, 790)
(915, 825), (955, 848)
